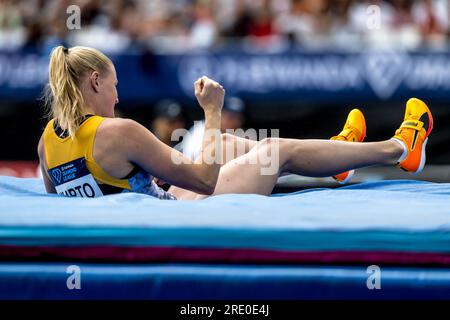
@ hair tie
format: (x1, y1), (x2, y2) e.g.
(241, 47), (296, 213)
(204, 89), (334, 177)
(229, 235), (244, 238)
(63, 47), (69, 54)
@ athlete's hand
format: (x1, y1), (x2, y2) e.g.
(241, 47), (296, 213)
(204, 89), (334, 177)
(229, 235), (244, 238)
(194, 76), (224, 114)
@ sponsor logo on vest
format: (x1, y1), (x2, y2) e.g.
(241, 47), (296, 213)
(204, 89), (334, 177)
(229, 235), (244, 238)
(52, 168), (62, 184)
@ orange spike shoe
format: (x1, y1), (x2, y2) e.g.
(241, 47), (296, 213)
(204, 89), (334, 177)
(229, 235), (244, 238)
(330, 109), (367, 184)
(392, 98), (433, 174)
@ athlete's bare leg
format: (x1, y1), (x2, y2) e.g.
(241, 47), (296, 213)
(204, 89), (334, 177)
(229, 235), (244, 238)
(168, 133), (257, 199)
(194, 138), (403, 199)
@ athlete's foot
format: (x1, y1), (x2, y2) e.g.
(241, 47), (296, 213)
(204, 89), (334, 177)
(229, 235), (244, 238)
(330, 109), (366, 184)
(392, 98), (433, 174)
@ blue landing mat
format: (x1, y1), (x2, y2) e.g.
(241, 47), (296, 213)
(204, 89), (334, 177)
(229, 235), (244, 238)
(0, 178), (449, 253)
(1, 177), (450, 299)
(0, 263), (450, 300)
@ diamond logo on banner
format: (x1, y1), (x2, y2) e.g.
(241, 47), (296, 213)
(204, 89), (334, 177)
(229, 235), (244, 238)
(362, 50), (411, 100)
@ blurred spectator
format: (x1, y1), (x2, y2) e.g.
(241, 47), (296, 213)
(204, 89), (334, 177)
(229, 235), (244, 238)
(412, 0), (449, 46)
(152, 99), (186, 147)
(276, 0), (331, 47)
(0, 0), (449, 53)
(0, 0), (25, 50)
(190, 0), (217, 49)
(179, 96), (246, 160)
(247, 0), (276, 38)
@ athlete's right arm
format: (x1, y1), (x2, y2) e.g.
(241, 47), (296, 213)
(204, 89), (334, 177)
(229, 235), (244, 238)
(99, 76), (224, 195)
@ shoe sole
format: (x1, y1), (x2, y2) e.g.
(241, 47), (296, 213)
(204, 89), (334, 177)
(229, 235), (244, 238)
(335, 170), (354, 184)
(414, 137), (428, 175)
(415, 99), (431, 174)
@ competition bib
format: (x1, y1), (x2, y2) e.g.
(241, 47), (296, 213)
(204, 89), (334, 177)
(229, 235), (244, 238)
(48, 158), (103, 198)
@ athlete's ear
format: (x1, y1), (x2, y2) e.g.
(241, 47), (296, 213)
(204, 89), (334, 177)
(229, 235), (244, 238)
(89, 71), (100, 93)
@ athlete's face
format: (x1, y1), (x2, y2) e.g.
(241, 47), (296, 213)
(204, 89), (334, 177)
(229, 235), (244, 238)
(89, 65), (119, 118)
(85, 63), (119, 117)
(102, 64), (119, 117)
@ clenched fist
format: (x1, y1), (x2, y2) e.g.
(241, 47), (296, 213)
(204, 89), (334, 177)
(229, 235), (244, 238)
(194, 76), (225, 113)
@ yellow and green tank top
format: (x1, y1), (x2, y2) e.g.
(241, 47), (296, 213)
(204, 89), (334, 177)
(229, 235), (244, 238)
(43, 115), (176, 199)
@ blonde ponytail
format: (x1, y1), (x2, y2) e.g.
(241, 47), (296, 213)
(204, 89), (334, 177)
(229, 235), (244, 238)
(46, 46), (112, 138)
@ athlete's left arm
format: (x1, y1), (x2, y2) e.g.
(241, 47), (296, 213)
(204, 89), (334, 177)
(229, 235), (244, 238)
(37, 135), (56, 194)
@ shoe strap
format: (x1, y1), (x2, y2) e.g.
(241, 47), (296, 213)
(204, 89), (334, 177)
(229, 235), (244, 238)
(331, 135), (345, 141)
(338, 126), (361, 142)
(396, 120), (427, 141)
(400, 120), (424, 131)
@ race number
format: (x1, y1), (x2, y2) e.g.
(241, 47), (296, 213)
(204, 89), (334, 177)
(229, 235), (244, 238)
(48, 158), (103, 198)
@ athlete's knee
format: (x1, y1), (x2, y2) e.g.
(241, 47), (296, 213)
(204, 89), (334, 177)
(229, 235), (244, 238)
(258, 137), (283, 148)
(220, 133), (235, 162)
(221, 133), (237, 144)
(255, 138), (284, 159)
(221, 133), (238, 153)
(252, 138), (282, 175)
(258, 137), (271, 145)
(257, 137), (296, 167)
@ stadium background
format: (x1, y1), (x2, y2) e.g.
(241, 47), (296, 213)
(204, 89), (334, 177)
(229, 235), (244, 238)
(0, 0), (449, 183)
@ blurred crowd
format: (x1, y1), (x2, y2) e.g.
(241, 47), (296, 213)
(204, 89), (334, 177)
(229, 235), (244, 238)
(0, 0), (449, 53)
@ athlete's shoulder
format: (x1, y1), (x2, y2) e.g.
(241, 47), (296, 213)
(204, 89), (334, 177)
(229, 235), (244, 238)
(98, 117), (138, 130)
(96, 117), (145, 141)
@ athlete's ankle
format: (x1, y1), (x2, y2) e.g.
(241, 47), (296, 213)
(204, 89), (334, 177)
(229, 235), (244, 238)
(386, 139), (406, 165)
